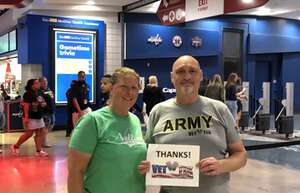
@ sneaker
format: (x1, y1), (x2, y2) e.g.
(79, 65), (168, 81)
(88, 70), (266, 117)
(35, 150), (48, 157)
(11, 145), (20, 155)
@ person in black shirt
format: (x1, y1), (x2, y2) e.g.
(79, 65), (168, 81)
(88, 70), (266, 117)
(11, 79), (48, 156)
(38, 77), (55, 147)
(66, 80), (76, 137)
(225, 73), (246, 125)
(70, 71), (92, 127)
(143, 75), (165, 116)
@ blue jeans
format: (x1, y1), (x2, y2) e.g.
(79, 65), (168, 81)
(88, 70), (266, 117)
(225, 100), (237, 120)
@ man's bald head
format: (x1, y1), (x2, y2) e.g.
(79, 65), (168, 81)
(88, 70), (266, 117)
(172, 55), (200, 72)
(171, 55), (203, 103)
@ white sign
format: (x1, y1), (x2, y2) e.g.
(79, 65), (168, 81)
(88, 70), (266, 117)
(146, 144), (200, 187)
(186, 0), (224, 22)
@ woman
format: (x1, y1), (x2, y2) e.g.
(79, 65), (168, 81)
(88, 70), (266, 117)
(225, 73), (246, 122)
(205, 74), (225, 102)
(68, 67), (147, 193)
(143, 75), (165, 116)
(10, 79), (48, 156)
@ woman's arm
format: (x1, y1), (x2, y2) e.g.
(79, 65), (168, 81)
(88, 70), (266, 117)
(22, 102), (29, 124)
(68, 148), (91, 193)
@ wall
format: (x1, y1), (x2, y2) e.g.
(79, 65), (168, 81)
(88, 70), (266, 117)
(17, 14), (105, 126)
(124, 13), (300, 115)
(27, 10), (122, 74)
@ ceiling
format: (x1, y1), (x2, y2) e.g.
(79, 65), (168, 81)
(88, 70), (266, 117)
(1, 0), (300, 21)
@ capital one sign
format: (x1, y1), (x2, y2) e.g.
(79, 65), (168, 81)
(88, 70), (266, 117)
(157, 0), (269, 25)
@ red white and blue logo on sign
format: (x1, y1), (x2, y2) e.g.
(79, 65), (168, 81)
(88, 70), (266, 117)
(172, 35), (182, 47)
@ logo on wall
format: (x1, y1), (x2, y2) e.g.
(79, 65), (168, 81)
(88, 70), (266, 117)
(172, 35), (182, 47)
(191, 36), (202, 48)
(147, 34), (163, 46)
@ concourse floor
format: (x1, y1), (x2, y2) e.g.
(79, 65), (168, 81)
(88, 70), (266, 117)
(1, 131), (300, 193)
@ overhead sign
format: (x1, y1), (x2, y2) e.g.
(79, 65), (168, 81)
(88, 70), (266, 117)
(0, 0), (33, 8)
(157, 0), (269, 25)
(156, 0), (186, 26)
(53, 28), (96, 104)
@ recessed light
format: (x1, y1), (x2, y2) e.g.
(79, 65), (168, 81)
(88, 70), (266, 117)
(242, 0), (254, 3)
(86, 1), (95, 5)
(72, 5), (99, 11)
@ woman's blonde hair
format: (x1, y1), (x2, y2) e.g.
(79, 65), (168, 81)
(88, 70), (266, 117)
(211, 74), (223, 86)
(111, 67), (141, 88)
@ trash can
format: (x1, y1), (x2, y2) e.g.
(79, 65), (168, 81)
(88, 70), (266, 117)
(256, 114), (271, 134)
(240, 112), (250, 127)
(277, 116), (294, 138)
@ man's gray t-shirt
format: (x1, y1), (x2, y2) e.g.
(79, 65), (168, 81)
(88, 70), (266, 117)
(145, 96), (240, 193)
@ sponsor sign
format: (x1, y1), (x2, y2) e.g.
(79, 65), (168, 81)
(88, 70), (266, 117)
(157, 0), (269, 25)
(146, 144), (200, 187)
(162, 87), (176, 94)
(156, 0), (186, 26)
(53, 28), (96, 104)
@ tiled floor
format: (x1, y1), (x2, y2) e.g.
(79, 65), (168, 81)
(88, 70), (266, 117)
(1, 131), (300, 193)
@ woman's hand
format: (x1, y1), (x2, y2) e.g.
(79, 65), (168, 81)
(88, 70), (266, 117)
(196, 157), (223, 176)
(137, 160), (150, 175)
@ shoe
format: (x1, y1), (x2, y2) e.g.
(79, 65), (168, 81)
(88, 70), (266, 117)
(42, 144), (52, 148)
(11, 145), (20, 155)
(66, 133), (70, 137)
(35, 150), (48, 157)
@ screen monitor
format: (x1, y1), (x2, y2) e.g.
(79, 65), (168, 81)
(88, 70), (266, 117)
(52, 28), (96, 104)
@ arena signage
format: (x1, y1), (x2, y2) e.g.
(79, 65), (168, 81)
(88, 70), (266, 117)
(53, 28), (96, 104)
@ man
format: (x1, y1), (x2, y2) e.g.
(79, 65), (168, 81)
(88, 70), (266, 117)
(70, 71), (92, 127)
(140, 55), (247, 193)
(100, 74), (113, 107)
(65, 80), (76, 137)
(38, 77), (55, 147)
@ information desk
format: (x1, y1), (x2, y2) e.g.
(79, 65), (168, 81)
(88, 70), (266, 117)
(3, 100), (23, 132)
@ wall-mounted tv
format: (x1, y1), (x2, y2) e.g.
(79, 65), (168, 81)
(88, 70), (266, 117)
(52, 28), (97, 104)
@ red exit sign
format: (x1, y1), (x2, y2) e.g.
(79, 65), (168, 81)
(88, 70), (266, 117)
(199, 0), (208, 6)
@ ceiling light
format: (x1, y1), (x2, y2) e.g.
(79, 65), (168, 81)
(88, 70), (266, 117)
(72, 5), (100, 11)
(86, 1), (95, 5)
(242, 0), (254, 3)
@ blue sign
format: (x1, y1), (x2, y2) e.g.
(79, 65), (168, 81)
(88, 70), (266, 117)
(54, 29), (96, 104)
